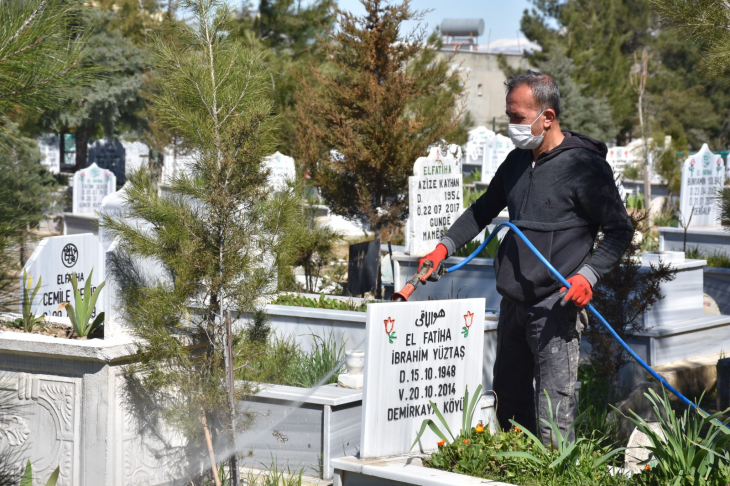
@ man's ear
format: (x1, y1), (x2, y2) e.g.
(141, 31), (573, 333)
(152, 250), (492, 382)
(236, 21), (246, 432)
(543, 108), (557, 127)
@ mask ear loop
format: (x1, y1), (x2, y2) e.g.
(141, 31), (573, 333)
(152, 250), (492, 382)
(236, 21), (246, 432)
(531, 109), (547, 138)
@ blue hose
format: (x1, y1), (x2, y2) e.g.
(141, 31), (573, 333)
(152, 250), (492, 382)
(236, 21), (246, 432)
(446, 221), (720, 421)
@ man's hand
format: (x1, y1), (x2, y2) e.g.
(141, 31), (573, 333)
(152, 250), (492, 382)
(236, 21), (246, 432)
(559, 274), (592, 307)
(417, 244), (448, 283)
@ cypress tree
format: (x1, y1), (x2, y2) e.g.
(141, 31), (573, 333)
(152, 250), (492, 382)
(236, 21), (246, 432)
(293, 0), (467, 236)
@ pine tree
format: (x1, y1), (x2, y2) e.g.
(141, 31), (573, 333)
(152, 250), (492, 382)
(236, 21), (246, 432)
(650, 0), (730, 82)
(293, 0), (467, 235)
(0, 0), (90, 148)
(101, 1), (302, 483)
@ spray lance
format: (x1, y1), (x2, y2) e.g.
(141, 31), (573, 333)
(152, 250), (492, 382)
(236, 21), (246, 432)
(393, 221), (728, 426)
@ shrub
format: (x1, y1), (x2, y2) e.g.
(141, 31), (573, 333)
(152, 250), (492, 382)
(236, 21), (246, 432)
(421, 390), (627, 485)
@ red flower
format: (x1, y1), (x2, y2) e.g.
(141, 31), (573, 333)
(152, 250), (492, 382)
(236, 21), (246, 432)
(384, 317), (395, 334)
(462, 439), (470, 444)
(437, 440), (445, 447)
(463, 311), (474, 329)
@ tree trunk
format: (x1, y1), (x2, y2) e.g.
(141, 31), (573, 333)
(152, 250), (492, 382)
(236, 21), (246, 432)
(75, 127), (91, 170)
(225, 311), (239, 486)
(201, 408), (222, 486)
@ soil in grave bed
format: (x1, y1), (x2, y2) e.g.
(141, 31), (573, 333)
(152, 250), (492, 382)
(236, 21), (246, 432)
(0, 320), (103, 340)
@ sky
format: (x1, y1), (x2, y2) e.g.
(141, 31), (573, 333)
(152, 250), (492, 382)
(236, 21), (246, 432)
(333, 0), (534, 42)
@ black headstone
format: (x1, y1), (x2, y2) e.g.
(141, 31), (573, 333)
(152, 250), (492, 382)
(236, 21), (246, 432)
(347, 238), (380, 298)
(88, 138), (126, 185)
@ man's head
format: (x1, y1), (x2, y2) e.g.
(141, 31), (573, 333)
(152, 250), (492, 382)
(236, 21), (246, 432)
(505, 70), (562, 152)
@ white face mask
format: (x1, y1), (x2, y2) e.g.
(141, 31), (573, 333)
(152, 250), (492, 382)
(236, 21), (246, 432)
(508, 109), (546, 150)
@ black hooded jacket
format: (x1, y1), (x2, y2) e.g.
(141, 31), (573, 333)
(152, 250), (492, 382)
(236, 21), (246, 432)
(441, 131), (633, 304)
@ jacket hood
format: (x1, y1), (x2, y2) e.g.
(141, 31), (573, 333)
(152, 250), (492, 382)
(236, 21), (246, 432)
(536, 131), (608, 163)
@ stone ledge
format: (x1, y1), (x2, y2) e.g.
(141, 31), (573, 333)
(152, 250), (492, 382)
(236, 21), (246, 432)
(0, 331), (137, 362)
(332, 454), (517, 486)
(633, 314), (730, 338)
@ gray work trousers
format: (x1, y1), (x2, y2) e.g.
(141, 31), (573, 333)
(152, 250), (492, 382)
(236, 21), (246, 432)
(492, 291), (585, 446)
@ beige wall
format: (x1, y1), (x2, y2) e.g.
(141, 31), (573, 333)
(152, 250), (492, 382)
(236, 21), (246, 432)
(437, 50), (532, 130)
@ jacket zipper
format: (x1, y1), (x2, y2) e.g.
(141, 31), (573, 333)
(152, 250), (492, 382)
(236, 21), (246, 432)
(519, 165), (534, 215)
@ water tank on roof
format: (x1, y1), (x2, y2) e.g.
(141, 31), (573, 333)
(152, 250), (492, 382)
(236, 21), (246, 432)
(441, 19), (485, 38)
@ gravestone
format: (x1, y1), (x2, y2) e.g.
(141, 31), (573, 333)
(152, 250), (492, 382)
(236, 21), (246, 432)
(481, 134), (515, 183)
(73, 164), (117, 214)
(464, 126), (494, 173)
(88, 138), (150, 184)
(72, 163), (116, 214)
(408, 147), (463, 256)
(20, 234), (105, 319)
(263, 151), (296, 191)
(347, 238), (380, 298)
(88, 138), (125, 184)
(37, 134), (60, 174)
(679, 143), (725, 227)
(360, 298), (485, 457)
(606, 147), (630, 176)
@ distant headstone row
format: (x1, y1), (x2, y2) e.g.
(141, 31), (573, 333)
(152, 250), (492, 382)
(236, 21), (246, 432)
(463, 126), (515, 183)
(680, 143), (726, 228)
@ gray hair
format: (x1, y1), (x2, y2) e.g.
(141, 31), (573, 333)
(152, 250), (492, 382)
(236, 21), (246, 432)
(505, 70), (561, 119)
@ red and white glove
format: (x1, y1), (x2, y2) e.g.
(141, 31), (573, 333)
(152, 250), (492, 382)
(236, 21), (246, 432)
(559, 274), (593, 307)
(417, 244), (448, 283)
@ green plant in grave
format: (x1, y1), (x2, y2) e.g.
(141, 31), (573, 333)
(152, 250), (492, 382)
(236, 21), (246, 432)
(494, 391), (624, 474)
(20, 460), (59, 486)
(618, 387), (730, 485)
(411, 384), (483, 448)
(57, 269), (105, 337)
(13, 269), (45, 332)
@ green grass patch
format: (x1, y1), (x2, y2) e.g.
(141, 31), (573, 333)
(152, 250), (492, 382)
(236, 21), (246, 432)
(271, 292), (369, 312)
(685, 246), (730, 268)
(236, 331), (346, 388)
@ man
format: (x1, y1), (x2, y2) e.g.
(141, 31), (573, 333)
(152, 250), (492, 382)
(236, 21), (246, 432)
(417, 70), (632, 444)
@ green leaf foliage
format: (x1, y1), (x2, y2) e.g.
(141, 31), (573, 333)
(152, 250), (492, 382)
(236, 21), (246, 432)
(0, 121), (58, 309)
(293, 0), (468, 235)
(59, 268), (105, 337)
(0, 0), (91, 147)
(99, 0), (306, 472)
(14, 269), (45, 332)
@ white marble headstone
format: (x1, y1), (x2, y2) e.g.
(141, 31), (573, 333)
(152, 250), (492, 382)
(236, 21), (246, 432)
(361, 298), (485, 458)
(263, 151), (295, 191)
(37, 134), (60, 174)
(409, 147), (463, 256)
(122, 140), (149, 176)
(20, 234), (105, 319)
(161, 144), (195, 185)
(680, 143), (725, 228)
(464, 126), (495, 176)
(481, 134), (514, 183)
(72, 163), (116, 214)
